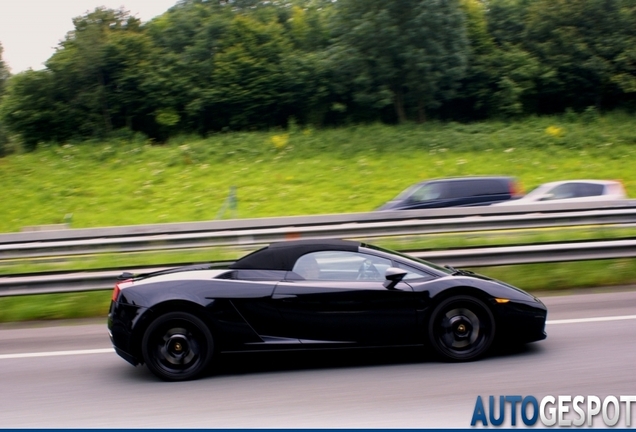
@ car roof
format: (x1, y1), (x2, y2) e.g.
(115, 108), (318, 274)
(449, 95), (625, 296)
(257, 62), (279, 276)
(523, 179), (622, 196)
(531, 179), (619, 187)
(416, 176), (514, 184)
(229, 239), (361, 271)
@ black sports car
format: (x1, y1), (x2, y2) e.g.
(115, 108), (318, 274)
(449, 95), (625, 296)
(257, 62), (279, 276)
(108, 239), (547, 381)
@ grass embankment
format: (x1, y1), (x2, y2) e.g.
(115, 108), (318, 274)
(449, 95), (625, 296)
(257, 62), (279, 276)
(1, 112), (635, 323)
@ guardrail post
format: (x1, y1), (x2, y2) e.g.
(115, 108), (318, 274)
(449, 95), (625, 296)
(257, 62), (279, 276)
(216, 186), (237, 220)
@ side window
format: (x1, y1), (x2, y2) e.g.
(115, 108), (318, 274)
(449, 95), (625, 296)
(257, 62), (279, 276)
(575, 183), (604, 197)
(547, 183), (577, 200)
(293, 254), (322, 280)
(445, 181), (465, 199)
(480, 180), (506, 196)
(410, 183), (445, 202)
(292, 251), (391, 281)
(394, 262), (435, 281)
(456, 180), (504, 198)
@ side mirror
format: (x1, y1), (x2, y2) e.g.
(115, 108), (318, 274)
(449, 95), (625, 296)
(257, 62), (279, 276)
(383, 267), (408, 290)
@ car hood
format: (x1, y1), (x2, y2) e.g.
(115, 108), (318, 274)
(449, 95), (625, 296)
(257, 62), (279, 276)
(375, 200), (405, 211)
(448, 269), (542, 304)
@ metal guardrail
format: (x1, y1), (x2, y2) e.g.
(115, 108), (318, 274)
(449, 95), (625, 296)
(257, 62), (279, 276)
(2, 200), (636, 261)
(1, 200), (636, 296)
(2, 239), (636, 297)
(2, 199), (635, 244)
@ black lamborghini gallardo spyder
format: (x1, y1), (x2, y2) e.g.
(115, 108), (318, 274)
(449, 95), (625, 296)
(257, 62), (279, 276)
(108, 239), (547, 381)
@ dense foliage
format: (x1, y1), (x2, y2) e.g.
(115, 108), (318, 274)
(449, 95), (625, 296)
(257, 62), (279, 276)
(0, 42), (9, 155)
(0, 0), (635, 149)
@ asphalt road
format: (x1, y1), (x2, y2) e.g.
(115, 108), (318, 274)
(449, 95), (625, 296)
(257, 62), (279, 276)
(0, 289), (635, 428)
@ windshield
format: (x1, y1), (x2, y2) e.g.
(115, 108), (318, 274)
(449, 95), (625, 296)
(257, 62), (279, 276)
(363, 243), (453, 274)
(520, 184), (553, 199)
(393, 183), (422, 200)
(393, 182), (445, 202)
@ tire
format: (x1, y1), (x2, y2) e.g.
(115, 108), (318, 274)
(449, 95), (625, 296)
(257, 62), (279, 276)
(428, 295), (495, 361)
(141, 311), (214, 381)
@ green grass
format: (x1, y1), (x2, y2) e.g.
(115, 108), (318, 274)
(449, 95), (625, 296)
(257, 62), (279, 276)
(469, 258), (636, 292)
(0, 291), (111, 323)
(1, 111), (636, 323)
(2, 112), (635, 231)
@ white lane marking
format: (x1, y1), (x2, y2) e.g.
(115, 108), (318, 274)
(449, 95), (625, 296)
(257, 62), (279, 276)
(547, 314), (636, 325)
(2, 315), (636, 359)
(0, 348), (114, 360)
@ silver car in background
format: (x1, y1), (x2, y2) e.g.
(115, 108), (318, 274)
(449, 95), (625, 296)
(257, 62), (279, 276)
(495, 179), (626, 205)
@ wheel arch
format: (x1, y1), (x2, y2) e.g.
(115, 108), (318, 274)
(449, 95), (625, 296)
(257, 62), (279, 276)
(426, 287), (499, 361)
(426, 285), (502, 338)
(428, 286), (495, 314)
(131, 299), (216, 364)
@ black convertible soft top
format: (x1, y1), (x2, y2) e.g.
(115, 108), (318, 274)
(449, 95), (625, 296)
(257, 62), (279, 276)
(229, 239), (360, 271)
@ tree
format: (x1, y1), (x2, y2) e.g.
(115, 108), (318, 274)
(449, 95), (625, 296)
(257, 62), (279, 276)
(449, 0), (544, 118)
(207, 14), (294, 128)
(0, 42), (10, 155)
(0, 70), (58, 151)
(2, 7), (163, 147)
(45, 7), (144, 139)
(523, 0), (636, 111)
(149, 1), (334, 132)
(0, 42), (9, 95)
(330, 0), (469, 123)
(142, 1), (234, 136)
(486, 0), (533, 46)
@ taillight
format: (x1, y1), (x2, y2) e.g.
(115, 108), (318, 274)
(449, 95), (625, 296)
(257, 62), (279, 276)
(611, 180), (627, 198)
(112, 280), (129, 301)
(111, 284), (121, 302)
(511, 180), (524, 197)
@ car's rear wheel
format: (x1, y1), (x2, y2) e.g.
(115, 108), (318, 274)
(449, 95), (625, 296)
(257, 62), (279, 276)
(428, 295), (495, 361)
(141, 311), (214, 381)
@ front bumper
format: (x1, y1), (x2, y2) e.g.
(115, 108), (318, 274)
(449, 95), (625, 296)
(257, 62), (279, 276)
(495, 299), (548, 344)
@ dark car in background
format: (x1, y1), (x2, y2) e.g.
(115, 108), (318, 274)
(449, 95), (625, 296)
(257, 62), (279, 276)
(376, 176), (522, 211)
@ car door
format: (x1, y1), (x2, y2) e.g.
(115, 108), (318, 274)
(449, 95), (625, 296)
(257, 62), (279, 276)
(271, 251), (419, 346)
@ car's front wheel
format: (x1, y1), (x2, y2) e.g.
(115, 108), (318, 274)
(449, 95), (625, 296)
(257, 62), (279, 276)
(428, 295), (495, 361)
(141, 311), (214, 381)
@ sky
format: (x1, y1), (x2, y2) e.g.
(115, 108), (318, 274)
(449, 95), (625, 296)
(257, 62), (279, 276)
(0, 0), (179, 74)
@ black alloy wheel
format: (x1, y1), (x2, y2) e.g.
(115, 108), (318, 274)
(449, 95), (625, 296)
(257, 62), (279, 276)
(428, 295), (495, 361)
(141, 312), (214, 381)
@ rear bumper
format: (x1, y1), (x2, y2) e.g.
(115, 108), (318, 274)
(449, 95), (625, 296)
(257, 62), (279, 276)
(113, 345), (139, 366)
(108, 300), (148, 365)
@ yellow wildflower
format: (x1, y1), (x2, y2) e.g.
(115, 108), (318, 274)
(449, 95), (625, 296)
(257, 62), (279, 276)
(546, 126), (564, 137)
(271, 134), (289, 150)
